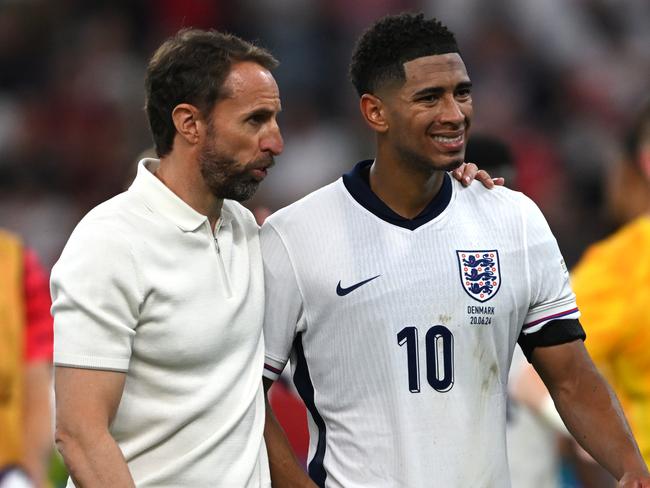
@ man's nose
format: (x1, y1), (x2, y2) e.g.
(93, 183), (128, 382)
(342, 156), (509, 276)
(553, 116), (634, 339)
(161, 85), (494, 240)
(261, 123), (284, 156)
(439, 96), (465, 125)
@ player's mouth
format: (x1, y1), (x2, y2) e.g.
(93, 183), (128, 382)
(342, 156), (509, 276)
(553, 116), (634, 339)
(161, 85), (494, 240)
(430, 132), (465, 152)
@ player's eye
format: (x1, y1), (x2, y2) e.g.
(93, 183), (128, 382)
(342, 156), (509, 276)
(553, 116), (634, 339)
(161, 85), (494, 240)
(455, 87), (472, 99)
(417, 94), (439, 103)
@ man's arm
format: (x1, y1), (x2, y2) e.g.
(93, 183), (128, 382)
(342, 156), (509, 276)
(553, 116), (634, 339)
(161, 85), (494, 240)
(264, 378), (316, 488)
(532, 340), (650, 486)
(54, 366), (135, 487)
(22, 362), (53, 488)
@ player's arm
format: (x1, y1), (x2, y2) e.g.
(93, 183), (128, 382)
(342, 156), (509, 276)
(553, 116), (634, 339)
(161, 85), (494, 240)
(532, 340), (650, 486)
(54, 366), (135, 487)
(264, 378), (316, 488)
(452, 161), (505, 188)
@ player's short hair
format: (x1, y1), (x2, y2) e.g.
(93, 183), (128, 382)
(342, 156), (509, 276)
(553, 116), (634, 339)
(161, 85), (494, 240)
(349, 12), (460, 97)
(145, 28), (278, 157)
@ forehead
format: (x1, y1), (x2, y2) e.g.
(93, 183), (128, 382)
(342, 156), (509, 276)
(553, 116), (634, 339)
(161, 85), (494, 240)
(401, 53), (469, 92)
(218, 61), (281, 111)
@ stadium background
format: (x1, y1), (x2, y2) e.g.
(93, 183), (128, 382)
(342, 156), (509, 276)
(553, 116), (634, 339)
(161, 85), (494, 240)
(0, 0), (648, 486)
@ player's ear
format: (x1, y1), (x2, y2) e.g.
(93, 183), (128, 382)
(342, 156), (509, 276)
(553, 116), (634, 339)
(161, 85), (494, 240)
(359, 93), (389, 134)
(171, 103), (202, 146)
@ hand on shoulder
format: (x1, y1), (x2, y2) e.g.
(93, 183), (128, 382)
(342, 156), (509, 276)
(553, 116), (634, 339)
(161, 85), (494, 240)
(451, 162), (505, 188)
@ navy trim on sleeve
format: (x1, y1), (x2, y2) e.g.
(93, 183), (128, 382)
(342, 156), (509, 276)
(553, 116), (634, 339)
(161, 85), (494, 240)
(518, 319), (586, 362)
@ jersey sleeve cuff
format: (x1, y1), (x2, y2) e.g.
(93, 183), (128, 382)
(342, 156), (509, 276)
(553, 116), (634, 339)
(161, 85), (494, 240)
(522, 298), (580, 334)
(53, 353), (130, 372)
(263, 356), (286, 381)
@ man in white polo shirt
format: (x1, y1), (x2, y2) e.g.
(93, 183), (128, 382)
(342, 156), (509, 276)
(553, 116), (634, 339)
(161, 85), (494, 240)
(50, 29), (284, 487)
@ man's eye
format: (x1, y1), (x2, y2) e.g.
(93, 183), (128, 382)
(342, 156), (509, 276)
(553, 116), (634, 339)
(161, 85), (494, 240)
(247, 112), (272, 125)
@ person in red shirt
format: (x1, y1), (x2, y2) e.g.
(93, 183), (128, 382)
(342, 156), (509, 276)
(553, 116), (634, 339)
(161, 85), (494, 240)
(0, 230), (54, 488)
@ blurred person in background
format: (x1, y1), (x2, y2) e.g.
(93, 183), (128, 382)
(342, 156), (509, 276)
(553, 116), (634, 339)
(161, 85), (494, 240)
(571, 99), (650, 471)
(0, 229), (53, 488)
(506, 99), (650, 488)
(465, 134), (563, 488)
(465, 135), (611, 487)
(260, 12), (649, 487)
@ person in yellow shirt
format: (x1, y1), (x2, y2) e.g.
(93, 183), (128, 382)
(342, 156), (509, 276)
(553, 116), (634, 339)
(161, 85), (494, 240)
(0, 229), (54, 488)
(572, 99), (650, 466)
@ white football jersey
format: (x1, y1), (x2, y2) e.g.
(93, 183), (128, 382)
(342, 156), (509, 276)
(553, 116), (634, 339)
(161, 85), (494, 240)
(261, 161), (580, 487)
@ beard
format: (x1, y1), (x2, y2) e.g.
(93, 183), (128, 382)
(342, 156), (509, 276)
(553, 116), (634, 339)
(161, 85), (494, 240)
(198, 131), (274, 202)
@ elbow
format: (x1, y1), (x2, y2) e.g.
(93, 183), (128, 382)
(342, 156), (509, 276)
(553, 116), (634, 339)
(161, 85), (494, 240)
(54, 420), (93, 463)
(54, 423), (75, 459)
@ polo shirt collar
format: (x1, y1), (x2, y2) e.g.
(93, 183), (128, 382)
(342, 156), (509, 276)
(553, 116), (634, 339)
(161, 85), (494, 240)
(130, 159), (207, 232)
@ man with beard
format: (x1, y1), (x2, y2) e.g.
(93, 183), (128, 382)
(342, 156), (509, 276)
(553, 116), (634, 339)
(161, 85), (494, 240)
(50, 27), (495, 487)
(50, 29), (283, 487)
(260, 13), (650, 487)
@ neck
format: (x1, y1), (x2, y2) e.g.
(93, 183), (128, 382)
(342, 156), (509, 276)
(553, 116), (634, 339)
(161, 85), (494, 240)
(369, 153), (446, 219)
(156, 154), (223, 230)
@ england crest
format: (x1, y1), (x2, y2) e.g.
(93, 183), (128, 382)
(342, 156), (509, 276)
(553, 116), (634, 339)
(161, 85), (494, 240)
(456, 250), (501, 302)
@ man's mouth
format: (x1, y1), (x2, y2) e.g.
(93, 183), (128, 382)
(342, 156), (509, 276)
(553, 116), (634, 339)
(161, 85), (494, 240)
(430, 133), (465, 151)
(250, 167), (268, 180)
(248, 156), (275, 181)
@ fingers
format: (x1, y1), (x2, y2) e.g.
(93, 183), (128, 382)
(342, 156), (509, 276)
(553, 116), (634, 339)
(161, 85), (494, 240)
(451, 162), (477, 187)
(462, 162), (478, 186)
(475, 169), (494, 188)
(451, 162), (505, 189)
(452, 163), (466, 182)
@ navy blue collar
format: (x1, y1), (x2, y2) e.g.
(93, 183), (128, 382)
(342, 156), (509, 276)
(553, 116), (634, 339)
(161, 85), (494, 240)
(342, 159), (452, 231)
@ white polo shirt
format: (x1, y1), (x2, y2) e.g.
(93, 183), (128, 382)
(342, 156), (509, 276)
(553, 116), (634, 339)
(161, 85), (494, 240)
(52, 159), (269, 487)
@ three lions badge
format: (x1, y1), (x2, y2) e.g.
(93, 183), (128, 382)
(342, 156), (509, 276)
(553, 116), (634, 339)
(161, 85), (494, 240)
(456, 250), (501, 302)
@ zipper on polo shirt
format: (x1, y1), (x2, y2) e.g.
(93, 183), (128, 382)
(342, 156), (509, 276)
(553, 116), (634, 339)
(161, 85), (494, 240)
(210, 218), (232, 298)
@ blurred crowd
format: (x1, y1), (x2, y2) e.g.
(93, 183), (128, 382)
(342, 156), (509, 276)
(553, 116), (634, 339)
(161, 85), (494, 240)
(0, 0), (648, 268)
(0, 1), (648, 486)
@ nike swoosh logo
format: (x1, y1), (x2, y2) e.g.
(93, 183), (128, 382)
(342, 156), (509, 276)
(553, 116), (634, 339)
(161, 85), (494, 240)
(336, 275), (381, 296)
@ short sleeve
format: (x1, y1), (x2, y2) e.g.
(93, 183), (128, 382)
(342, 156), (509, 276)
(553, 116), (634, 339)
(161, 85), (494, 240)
(51, 221), (141, 372)
(23, 248), (53, 363)
(520, 195), (580, 335)
(260, 222), (304, 381)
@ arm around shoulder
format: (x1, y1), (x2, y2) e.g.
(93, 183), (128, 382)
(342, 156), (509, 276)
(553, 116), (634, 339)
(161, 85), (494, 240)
(264, 378), (316, 488)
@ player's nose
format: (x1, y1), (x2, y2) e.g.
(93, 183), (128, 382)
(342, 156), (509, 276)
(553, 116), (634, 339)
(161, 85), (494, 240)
(439, 95), (465, 125)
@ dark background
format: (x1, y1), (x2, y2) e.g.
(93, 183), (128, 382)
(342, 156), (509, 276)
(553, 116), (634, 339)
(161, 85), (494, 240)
(1, 0), (648, 269)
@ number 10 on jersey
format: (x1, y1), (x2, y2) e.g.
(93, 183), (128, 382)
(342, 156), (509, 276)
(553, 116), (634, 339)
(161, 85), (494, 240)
(397, 326), (454, 393)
